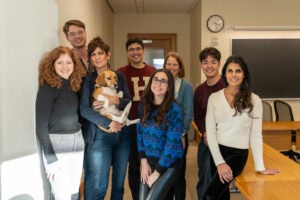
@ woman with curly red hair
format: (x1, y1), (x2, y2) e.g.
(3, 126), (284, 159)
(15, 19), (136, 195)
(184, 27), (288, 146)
(36, 46), (86, 200)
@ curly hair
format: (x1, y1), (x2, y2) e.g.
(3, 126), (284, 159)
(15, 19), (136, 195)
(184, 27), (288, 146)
(38, 46), (86, 92)
(222, 55), (253, 115)
(141, 68), (175, 127)
(163, 51), (185, 78)
(87, 36), (110, 72)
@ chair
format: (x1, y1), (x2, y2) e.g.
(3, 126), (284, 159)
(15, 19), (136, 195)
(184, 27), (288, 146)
(274, 100), (294, 122)
(274, 100), (295, 142)
(262, 101), (273, 121)
(190, 120), (202, 144)
(273, 100), (298, 160)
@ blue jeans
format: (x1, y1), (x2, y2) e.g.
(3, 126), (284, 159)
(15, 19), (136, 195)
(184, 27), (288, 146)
(84, 127), (131, 200)
(196, 140), (212, 200)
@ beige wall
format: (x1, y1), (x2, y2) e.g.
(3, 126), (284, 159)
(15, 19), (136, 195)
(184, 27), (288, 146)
(1, 0), (59, 199)
(200, 0), (300, 73)
(113, 13), (190, 79)
(55, 0), (300, 119)
(0, 0), (114, 167)
(1, 0), (59, 162)
(190, 1), (202, 88)
(198, 0), (300, 120)
(2, 2), (300, 197)
(56, 0), (114, 65)
(1, 1), (114, 198)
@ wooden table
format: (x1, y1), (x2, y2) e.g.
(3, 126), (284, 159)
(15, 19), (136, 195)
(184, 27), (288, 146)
(236, 143), (300, 200)
(293, 122), (300, 151)
(262, 121), (296, 151)
(297, 131), (300, 151)
(262, 121), (296, 131)
(262, 121), (300, 151)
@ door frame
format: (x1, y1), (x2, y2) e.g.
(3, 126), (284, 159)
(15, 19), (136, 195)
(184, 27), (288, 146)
(127, 33), (177, 57)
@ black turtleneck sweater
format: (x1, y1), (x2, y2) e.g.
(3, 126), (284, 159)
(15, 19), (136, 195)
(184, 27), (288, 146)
(36, 79), (80, 164)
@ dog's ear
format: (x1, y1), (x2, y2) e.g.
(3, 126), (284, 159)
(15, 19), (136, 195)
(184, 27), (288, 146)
(112, 71), (118, 82)
(96, 72), (107, 86)
(95, 75), (100, 86)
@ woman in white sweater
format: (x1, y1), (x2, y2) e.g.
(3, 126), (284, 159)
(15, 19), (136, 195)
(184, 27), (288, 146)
(204, 55), (279, 200)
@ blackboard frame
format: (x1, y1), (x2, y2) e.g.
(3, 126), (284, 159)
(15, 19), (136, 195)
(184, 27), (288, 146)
(231, 38), (300, 99)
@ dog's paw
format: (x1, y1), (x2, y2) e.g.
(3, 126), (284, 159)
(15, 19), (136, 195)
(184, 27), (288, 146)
(97, 125), (112, 133)
(117, 91), (123, 98)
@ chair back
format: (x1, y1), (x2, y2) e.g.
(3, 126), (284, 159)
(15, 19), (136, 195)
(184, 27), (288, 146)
(262, 101), (273, 121)
(274, 100), (294, 121)
(190, 120), (202, 144)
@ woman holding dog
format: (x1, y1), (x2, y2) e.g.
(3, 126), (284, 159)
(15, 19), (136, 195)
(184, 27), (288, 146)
(80, 36), (132, 199)
(137, 68), (184, 200)
(36, 46), (86, 199)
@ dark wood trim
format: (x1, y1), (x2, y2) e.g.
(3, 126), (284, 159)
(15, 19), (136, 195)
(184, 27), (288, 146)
(127, 33), (177, 53)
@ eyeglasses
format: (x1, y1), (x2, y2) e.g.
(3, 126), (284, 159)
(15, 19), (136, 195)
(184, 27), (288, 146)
(152, 77), (168, 85)
(127, 47), (143, 53)
(68, 30), (85, 37)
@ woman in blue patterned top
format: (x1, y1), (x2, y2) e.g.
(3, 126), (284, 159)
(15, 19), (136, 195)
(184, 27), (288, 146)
(137, 68), (184, 200)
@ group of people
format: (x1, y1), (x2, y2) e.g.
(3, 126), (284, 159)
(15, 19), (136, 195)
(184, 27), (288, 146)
(36, 19), (279, 200)
(195, 48), (279, 200)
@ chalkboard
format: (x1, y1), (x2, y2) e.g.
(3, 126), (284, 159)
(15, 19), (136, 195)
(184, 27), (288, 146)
(232, 38), (300, 99)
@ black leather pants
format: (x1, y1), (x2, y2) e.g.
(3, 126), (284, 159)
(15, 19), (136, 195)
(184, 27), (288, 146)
(204, 144), (248, 200)
(139, 168), (179, 200)
(165, 135), (189, 200)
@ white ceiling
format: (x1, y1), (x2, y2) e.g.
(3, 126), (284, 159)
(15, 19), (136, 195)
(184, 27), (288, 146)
(106, 0), (200, 13)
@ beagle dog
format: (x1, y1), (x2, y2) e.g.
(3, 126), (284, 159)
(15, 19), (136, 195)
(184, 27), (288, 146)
(93, 70), (139, 132)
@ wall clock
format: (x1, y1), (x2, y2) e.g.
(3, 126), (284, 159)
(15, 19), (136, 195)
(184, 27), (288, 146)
(207, 15), (224, 33)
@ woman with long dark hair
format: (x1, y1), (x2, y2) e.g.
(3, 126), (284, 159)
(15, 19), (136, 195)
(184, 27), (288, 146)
(204, 55), (279, 200)
(137, 69), (184, 200)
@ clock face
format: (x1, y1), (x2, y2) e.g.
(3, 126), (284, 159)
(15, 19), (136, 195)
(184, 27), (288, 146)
(207, 15), (224, 33)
